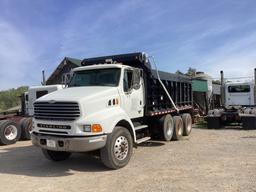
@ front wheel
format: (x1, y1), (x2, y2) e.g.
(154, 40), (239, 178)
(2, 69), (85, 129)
(42, 149), (71, 161)
(100, 126), (133, 169)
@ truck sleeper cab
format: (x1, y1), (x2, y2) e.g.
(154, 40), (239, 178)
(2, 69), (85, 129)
(207, 69), (256, 129)
(32, 52), (194, 169)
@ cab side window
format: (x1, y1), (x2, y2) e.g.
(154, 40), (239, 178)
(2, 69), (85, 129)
(123, 70), (133, 92)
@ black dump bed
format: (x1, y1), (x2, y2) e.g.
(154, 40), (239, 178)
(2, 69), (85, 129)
(82, 52), (193, 116)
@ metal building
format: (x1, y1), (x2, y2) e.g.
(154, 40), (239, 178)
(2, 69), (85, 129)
(46, 57), (82, 85)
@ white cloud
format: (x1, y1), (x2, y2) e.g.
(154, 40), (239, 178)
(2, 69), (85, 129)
(0, 21), (40, 90)
(198, 31), (256, 79)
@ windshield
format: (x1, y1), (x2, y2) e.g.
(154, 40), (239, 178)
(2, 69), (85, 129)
(69, 68), (121, 87)
(228, 85), (250, 93)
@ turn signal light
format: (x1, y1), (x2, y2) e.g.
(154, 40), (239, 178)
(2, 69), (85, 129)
(92, 124), (102, 133)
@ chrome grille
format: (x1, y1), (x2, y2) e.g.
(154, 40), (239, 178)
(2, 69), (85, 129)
(34, 101), (80, 121)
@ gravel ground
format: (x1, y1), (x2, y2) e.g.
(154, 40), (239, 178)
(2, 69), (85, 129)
(0, 127), (256, 192)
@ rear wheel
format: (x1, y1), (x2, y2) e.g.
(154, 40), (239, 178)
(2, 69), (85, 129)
(0, 120), (21, 145)
(100, 126), (133, 169)
(42, 149), (71, 161)
(20, 118), (32, 140)
(182, 113), (192, 136)
(160, 114), (174, 141)
(172, 116), (183, 141)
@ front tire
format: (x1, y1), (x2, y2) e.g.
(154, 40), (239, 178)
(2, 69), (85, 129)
(100, 126), (133, 169)
(42, 149), (71, 161)
(0, 120), (21, 145)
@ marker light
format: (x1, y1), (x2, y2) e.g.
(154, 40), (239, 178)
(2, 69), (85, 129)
(92, 124), (102, 133)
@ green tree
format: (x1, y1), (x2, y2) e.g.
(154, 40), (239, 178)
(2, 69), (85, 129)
(0, 86), (28, 112)
(186, 67), (196, 77)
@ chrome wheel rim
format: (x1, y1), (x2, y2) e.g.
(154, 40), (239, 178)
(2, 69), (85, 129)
(114, 136), (129, 161)
(4, 125), (18, 140)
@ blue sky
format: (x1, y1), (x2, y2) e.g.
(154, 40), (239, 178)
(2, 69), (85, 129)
(0, 0), (256, 90)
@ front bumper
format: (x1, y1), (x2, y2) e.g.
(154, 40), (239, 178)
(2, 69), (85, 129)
(31, 132), (107, 152)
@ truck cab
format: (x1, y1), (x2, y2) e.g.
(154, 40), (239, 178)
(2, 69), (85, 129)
(68, 64), (145, 120)
(225, 82), (254, 106)
(32, 63), (146, 167)
(27, 85), (64, 116)
(207, 69), (256, 129)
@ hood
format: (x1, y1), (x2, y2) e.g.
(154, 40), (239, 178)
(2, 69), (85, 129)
(37, 86), (118, 102)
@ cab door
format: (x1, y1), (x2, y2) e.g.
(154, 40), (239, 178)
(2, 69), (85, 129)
(121, 68), (144, 119)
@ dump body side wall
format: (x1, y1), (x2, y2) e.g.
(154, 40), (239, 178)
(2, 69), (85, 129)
(144, 70), (192, 116)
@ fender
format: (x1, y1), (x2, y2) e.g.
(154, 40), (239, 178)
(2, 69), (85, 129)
(78, 107), (136, 142)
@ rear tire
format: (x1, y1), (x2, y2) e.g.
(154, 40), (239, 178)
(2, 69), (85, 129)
(241, 116), (256, 129)
(172, 116), (183, 141)
(20, 118), (32, 140)
(159, 114), (174, 141)
(182, 113), (192, 136)
(207, 116), (222, 129)
(42, 149), (71, 161)
(0, 120), (21, 145)
(100, 126), (133, 169)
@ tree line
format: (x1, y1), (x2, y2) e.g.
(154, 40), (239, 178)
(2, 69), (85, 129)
(0, 86), (28, 112)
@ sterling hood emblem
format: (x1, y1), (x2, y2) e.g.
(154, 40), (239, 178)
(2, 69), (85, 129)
(48, 100), (56, 104)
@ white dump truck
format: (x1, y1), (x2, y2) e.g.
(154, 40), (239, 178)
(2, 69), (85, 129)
(207, 69), (256, 129)
(31, 52), (194, 169)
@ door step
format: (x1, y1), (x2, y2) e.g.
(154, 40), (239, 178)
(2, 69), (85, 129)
(136, 136), (151, 144)
(134, 125), (148, 131)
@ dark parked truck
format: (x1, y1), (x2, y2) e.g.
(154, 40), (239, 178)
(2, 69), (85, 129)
(207, 69), (256, 129)
(31, 52), (194, 169)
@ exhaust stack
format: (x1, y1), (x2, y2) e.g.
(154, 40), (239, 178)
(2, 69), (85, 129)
(42, 70), (46, 85)
(254, 68), (256, 105)
(254, 68), (256, 85)
(220, 70), (225, 106)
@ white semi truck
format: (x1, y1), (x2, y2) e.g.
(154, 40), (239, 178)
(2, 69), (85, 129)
(31, 52), (194, 169)
(207, 69), (256, 129)
(0, 85), (63, 145)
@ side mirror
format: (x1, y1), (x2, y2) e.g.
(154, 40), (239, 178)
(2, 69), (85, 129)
(132, 69), (141, 90)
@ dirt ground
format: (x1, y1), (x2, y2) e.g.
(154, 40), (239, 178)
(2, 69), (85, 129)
(0, 126), (256, 192)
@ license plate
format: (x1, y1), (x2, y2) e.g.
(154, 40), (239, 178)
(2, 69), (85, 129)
(46, 140), (56, 148)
